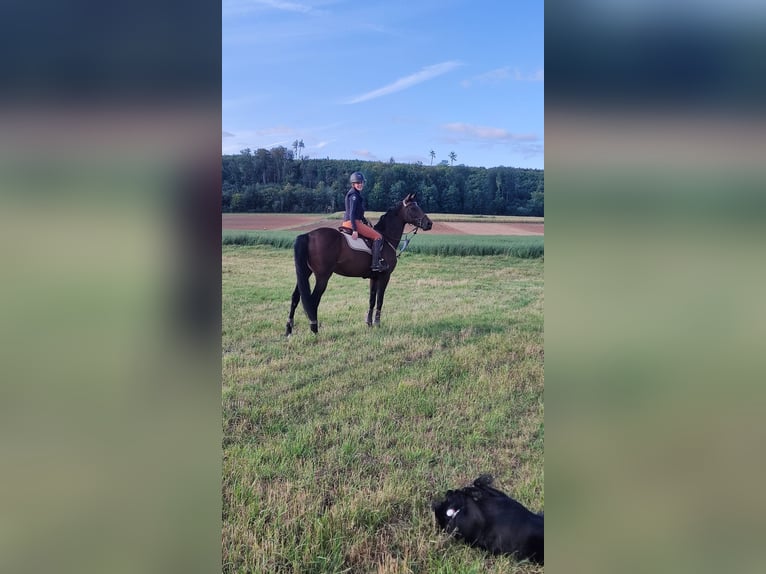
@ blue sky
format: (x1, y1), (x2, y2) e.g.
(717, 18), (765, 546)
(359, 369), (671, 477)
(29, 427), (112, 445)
(222, 0), (543, 169)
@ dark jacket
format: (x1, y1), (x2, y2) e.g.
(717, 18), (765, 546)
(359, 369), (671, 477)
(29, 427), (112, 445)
(343, 188), (366, 231)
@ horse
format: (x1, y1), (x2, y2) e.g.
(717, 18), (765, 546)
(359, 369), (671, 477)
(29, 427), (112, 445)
(285, 193), (432, 335)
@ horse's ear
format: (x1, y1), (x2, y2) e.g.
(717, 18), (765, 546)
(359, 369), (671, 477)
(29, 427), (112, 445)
(404, 193), (413, 205)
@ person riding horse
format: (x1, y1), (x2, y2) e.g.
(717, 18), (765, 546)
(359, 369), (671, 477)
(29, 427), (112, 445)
(341, 172), (389, 273)
(287, 191), (432, 335)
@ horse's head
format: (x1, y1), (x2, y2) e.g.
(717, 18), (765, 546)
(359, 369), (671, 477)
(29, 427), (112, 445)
(401, 193), (433, 230)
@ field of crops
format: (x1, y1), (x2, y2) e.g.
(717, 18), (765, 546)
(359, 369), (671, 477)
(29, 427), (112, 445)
(222, 239), (544, 573)
(223, 230), (543, 258)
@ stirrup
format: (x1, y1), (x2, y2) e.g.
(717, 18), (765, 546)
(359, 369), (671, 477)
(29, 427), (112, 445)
(371, 259), (389, 272)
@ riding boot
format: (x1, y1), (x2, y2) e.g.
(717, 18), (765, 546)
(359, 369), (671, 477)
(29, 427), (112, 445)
(371, 239), (389, 272)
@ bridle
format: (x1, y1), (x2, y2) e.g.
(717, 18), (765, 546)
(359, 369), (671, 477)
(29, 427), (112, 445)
(376, 198), (428, 258)
(397, 200), (427, 257)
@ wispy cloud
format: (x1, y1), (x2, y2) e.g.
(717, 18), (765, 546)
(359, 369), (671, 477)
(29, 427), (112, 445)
(220, 126), (297, 154)
(352, 149), (378, 160)
(514, 68), (544, 82)
(440, 122), (543, 161)
(461, 67), (511, 88)
(223, 95), (265, 110)
(442, 122), (538, 143)
(344, 61), (463, 104)
(223, 0), (315, 17)
(260, 0), (314, 13)
(461, 66), (543, 87)
(247, 126), (296, 138)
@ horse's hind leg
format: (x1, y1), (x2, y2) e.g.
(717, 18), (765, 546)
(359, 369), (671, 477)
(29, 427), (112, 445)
(309, 274), (331, 334)
(285, 284), (301, 336)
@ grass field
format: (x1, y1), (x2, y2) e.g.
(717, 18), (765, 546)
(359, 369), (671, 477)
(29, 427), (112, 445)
(222, 244), (544, 573)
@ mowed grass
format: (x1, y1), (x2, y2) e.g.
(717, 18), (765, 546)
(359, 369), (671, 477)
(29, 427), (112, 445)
(222, 244), (544, 573)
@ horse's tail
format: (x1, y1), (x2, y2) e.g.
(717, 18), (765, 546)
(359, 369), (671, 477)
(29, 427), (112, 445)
(293, 233), (317, 324)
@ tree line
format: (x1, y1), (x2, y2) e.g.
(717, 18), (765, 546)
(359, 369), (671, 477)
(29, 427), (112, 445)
(222, 147), (543, 216)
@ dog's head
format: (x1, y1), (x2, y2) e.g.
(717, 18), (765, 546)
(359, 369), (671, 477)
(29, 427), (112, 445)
(431, 488), (486, 542)
(431, 489), (460, 532)
(432, 475), (496, 530)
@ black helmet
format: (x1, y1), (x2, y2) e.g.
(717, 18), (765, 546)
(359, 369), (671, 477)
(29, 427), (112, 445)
(350, 172), (366, 184)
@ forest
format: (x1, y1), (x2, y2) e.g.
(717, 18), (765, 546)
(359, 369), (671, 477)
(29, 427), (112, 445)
(222, 147), (544, 216)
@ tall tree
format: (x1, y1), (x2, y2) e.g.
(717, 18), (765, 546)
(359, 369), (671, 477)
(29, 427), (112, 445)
(449, 151), (457, 165)
(298, 139), (305, 160)
(429, 149), (436, 165)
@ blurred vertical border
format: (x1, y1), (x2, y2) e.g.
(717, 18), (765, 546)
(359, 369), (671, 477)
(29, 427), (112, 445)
(0, 2), (221, 573)
(546, 1), (766, 573)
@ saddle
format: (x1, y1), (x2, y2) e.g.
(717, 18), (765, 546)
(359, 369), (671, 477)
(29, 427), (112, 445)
(338, 227), (372, 254)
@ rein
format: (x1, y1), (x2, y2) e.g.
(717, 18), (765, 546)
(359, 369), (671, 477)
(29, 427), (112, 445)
(397, 225), (420, 258)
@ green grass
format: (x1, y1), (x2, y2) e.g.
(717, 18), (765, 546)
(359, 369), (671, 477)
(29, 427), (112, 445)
(222, 245), (544, 573)
(223, 230), (543, 258)
(223, 230), (298, 250)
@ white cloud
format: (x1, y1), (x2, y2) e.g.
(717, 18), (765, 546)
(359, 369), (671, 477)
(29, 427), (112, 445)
(461, 66), (543, 87)
(223, 0), (315, 17)
(440, 122), (544, 162)
(513, 68), (544, 82)
(352, 149), (377, 160)
(223, 95), (264, 110)
(442, 123), (538, 143)
(461, 67), (511, 88)
(344, 61), (463, 104)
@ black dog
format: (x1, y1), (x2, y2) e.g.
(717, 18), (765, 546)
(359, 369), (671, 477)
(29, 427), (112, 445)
(431, 474), (544, 564)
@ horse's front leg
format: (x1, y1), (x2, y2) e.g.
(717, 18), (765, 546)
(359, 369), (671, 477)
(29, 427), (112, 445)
(366, 278), (378, 326)
(373, 277), (390, 327)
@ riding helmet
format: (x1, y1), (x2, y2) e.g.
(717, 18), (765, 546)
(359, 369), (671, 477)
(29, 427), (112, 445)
(349, 172), (366, 184)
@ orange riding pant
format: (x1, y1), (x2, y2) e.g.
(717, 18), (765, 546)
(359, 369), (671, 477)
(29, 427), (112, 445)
(342, 220), (382, 241)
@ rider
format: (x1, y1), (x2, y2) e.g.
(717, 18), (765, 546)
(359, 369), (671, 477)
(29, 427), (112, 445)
(342, 172), (389, 272)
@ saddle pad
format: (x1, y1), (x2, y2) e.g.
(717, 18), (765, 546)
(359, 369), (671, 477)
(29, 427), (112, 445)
(341, 232), (372, 253)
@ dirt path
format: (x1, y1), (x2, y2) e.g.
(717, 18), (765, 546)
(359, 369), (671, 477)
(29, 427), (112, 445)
(223, 214), (543, 235)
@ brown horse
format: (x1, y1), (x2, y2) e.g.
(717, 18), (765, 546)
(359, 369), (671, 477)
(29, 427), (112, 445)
(285, 193), (432, 335)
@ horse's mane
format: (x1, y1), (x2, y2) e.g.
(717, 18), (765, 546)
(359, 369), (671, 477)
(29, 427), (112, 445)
(373, 202), (401, 233)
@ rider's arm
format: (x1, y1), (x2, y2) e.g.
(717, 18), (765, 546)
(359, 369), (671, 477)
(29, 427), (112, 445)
(348, 194), (359, 231)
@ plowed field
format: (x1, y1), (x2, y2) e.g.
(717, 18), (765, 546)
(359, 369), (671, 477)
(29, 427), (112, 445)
(223, 214), (543, 235)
